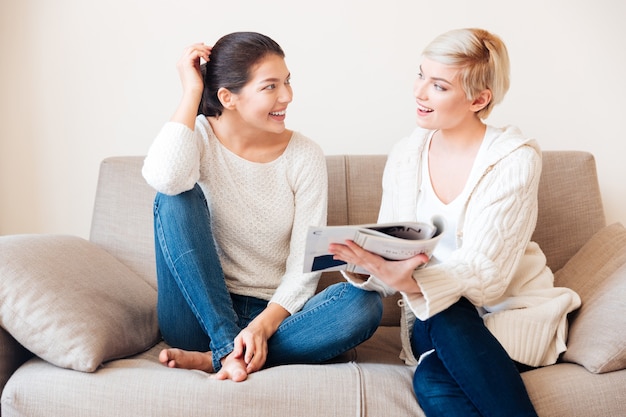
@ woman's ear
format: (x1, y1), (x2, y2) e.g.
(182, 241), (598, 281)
(471, 89), (492, 112)
(217, 87), (236, 110)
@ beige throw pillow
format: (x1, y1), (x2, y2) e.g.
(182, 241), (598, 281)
(0, 234), (159, 372)
(554, 222), (626, 373)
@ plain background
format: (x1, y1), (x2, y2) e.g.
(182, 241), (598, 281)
(1, 0), (624, 238)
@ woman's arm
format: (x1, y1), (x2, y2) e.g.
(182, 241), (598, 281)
(142, 44), (211, 195)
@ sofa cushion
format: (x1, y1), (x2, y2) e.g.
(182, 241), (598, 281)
(554, 222), (626, 373)
(3, 343), (365, 417)
(0, 234), (159, 372)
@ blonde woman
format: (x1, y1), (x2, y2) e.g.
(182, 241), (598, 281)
(330, 28), (580, 416)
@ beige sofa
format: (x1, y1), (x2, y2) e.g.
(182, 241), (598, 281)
(1, 152), (625, 416)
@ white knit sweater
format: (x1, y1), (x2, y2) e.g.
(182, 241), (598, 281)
(142, 116), (327, 314)
(345, 125), (581, 367)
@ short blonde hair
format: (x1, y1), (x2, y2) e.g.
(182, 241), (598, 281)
(422, 28), (510, 119)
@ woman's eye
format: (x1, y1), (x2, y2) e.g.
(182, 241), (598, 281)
(264, 84), (276, 90)
(285, 78), (291, 85)
(434, 83), (446, 91)
(417, 72), (424, 79)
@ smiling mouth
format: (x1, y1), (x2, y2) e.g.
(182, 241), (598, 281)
(417, 104), (433, 113)
(270, 110), (286, 116)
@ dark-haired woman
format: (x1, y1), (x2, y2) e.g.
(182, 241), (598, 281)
(142, 32), (382, 382)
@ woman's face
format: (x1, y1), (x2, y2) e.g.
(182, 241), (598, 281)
(412, 57), (477, 131)
(230, 54), (293, 134)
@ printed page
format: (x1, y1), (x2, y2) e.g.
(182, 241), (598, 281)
(303, 217), (445, 274)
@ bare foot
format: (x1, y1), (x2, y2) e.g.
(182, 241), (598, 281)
(158, 348), (214, 373)
(210, 351), (248, 382)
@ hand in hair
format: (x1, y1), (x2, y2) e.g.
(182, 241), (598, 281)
(177, 43), (212, 98)
(171, 43), (212, 129)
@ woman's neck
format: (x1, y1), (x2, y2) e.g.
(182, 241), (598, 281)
(208, 115), (291, 163)
(427, 118), (487, 204)
(435, 118), (486, 153)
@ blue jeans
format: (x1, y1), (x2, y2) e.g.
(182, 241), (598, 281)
(153, 185), (383, 371)
(411, 297), (538, 417)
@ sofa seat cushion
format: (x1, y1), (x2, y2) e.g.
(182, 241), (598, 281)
(522, 363), (626, 417)
(0, 234), (159, 372)
(1, 327), (408, 417)
(0, 327), (411, 417)
(5, 325), (626, 417)
(2, 341), (371, 417)
(554, 222), (626, 373)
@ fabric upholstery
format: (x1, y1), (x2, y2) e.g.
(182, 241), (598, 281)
(522, 363), (626, 417)
(90, 157), (158, 289)
(324, 155), (349, 227)
(0, 234), (159, 372)
(5, 328), (626, 417)
(532, 151), (605, 272)
(555, 223), (626, 373)
(3, 343), (363, 417)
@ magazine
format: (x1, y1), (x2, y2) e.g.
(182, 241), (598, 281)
(303, 216), (445, 274)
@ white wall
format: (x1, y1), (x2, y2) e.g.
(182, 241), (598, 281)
(1, 0), (625, 238)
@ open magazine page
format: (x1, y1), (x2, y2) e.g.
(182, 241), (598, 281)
(303, 217), (445, 274)
(302, 226), (364, 273)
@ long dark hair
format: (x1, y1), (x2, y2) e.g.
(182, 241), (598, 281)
(198, 32), (285, 117)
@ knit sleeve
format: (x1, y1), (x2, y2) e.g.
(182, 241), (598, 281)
(268, 135), (328, 314)
(142, 119), (203, 195)
(405, 145), (543, 320)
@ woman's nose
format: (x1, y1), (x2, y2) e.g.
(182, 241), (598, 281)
(413, 80), (425, 99)
(413, 78), (428, 100)
(280, 85), (293, 103)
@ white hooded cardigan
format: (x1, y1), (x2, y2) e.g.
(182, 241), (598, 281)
(345, 125), (581, 367)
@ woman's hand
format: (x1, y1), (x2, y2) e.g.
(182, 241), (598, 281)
(170, 43), (212, 129)
(177, 43), (212, 97)
(328, 240), (428, 294)
(231, 303), (290, 374)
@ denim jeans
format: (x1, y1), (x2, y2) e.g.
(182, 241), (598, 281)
(153, 184), (383, 372)
(410, 297), (538, 417)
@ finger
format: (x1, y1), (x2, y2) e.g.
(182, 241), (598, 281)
(406, 252), (430, 268)
(242, 335), (264, 365)
(342, 240), (382, 263)
(182, 43), (211, 62)
(247, 346), (267, 373)
(343, 239), (367, 253)
(328, 242), (358, 261)
(244, 342), (255, 364)
(231, 335), (245, 359)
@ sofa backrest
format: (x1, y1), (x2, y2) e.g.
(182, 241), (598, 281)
(90, 152), (606, 323)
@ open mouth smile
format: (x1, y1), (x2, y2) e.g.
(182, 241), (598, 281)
(417, 104), (433, 113)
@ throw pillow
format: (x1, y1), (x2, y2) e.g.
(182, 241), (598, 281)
(554, 222), (626, 373)
(0, 234), (159, 372)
